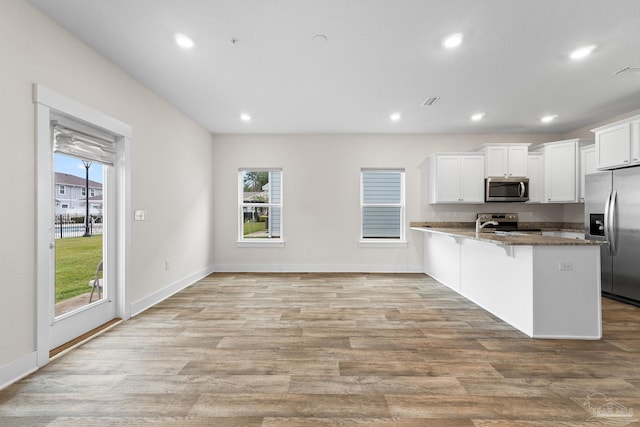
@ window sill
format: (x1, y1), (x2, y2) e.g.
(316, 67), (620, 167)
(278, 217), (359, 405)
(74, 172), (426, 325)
(359, 240), (407, 248)
(236, 240), (285, 248)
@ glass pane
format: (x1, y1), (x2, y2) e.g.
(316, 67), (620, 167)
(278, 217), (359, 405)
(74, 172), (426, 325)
(241, 170), (281, 239)
(54, 153), (106, 317)
(363, 171), (401, 204)
(363, 206), (401, 238)
(242, 207), (280, 238)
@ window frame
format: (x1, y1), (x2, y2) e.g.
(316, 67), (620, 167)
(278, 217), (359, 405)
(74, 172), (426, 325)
(360, 168), (406, 246)
(59, 185), (65, 195)
(237, 168), (284, 247)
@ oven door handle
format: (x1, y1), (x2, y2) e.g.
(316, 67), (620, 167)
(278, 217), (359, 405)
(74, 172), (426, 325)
(518, 181), (525, 197)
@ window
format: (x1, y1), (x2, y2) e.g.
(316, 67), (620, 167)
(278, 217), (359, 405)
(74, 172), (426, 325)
(238, 169), (283, 243)
(361, 169), (405, 241)
(59, 185), (65, 195)
(61, 204), (69, 209)
(81, 187), (86, 196)
(90, 189), (95, 197)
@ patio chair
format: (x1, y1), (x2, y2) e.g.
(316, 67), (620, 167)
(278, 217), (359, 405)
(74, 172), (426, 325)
(88, 260), (103, 303)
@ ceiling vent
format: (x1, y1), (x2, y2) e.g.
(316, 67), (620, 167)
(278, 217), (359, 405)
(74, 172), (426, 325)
(614, 66), (640, 76)
(422, 96), (441, 107)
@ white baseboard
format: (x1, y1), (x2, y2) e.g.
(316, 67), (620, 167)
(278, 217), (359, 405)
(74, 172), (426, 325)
(130, 264), (216, 317)
(212, 264), (424, 273)
(0, 351), (38, 391)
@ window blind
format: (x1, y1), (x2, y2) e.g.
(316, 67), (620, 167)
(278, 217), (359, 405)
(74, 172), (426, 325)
(362, 170), (403, 238)
(53, 126), (117, 166)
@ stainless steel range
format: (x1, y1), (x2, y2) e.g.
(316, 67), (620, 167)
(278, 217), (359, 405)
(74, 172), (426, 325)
(476, 213), (542, 233)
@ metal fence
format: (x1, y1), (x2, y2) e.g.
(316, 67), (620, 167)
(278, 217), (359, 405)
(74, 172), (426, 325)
(55, 215), (103, 239)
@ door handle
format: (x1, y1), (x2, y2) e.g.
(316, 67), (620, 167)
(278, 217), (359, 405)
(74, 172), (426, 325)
(604, 191), (613, 255)
(609, 191), (618, 255)
(49, 242), (55, 249)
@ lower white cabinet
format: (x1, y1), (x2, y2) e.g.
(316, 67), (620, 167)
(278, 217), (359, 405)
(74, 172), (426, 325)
(428, 154), (485, 204)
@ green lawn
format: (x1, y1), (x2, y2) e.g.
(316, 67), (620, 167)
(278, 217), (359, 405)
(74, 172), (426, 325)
(55, 235), (103, 302)
(243, 220), (266, 236)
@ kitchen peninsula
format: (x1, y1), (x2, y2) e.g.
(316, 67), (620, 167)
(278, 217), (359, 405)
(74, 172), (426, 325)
(411, 225), (603, 339)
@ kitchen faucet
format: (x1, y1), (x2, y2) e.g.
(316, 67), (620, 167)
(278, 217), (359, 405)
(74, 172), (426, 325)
(476, 218), (499, 233)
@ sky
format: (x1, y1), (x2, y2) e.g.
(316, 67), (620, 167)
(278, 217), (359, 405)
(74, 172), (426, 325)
(54, 153), (104, 183)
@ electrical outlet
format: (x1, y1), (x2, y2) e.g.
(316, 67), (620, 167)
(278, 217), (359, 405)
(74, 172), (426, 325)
(165, 259), (170, 270)
(559, 262), (573, 271)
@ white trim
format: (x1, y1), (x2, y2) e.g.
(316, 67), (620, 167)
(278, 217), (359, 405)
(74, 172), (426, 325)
(236, 240), (285, 248)
(238, 169), (284, 243)
(129, 264), (216, 317)
(533, 334), (601, 340)
(34, 83), (132, 367)
(358, 240), (408, 248)
(360, 168), (406, 241)
(0, 352), (38, 391)
(213, 264), (423, 273)
(33, 85), (132, 138)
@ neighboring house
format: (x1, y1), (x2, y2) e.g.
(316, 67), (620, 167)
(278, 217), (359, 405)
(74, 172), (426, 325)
(55, 172), (103, 218)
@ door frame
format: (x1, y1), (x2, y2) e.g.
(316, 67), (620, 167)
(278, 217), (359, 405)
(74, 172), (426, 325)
(34, 84), (132, 367)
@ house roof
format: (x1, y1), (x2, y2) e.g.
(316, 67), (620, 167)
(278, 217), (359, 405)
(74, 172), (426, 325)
(55, 172), (102, 189)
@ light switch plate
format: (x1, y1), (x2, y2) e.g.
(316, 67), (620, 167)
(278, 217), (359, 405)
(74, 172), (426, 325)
(134, 210), (147, 221)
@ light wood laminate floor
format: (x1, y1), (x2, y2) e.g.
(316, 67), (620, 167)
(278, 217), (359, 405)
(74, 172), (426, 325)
(2, 273), (640, 426)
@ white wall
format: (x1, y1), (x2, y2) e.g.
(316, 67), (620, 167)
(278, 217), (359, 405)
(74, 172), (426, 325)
(211, 133), (564, 271)
(0, 1), (214, 367)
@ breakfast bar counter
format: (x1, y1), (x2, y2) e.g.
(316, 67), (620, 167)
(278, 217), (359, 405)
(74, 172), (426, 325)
(411, 226), (602, 339)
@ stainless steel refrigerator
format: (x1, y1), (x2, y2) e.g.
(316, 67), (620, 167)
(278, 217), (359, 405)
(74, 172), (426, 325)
(585, 166), (640, 304)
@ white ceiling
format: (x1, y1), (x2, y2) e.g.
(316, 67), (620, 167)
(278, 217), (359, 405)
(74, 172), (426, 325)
(28, 0), (640, 134)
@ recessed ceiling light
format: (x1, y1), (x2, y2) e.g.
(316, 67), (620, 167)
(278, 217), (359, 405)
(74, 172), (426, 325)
(569, 45), (596, 60)
(471, 113), (485, 121)
(541, 114), (558, 123)
(443, 33), (463, 49)
(390, 113), (401, 122)
(240, 113), (251, 122)
(175, 33), (195, 49)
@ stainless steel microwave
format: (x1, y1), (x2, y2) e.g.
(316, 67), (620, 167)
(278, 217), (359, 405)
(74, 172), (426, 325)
(485, 177), (529, 202)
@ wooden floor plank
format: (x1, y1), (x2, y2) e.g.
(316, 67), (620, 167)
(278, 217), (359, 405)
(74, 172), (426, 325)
(1, 272), (639, 426)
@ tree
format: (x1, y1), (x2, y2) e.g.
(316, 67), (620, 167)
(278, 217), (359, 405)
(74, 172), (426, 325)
(243, 171), (269, 192)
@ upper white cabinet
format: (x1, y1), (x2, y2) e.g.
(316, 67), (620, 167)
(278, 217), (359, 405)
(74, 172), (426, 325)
(527, 153), (544, 203)
(532, 139), (592, 203)
(580, 145), (597, 202)
(479, 143), (529, 177)
(592, 114), (640, 170)
(428, 153), (485, 204)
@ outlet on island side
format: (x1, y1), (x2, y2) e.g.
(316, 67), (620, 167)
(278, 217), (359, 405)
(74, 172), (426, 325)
(558, 262), (573, 271)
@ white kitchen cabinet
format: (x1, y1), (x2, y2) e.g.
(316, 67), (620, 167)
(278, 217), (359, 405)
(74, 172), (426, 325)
(532, 138), (591, 203)
(631, 119), (640, 164)
(479, 143), (529, 177)
(428, 153), (485, 204)
(592, 114), (640, 170)
(579, 145), (597, 202)
(527, 153), (544, 203)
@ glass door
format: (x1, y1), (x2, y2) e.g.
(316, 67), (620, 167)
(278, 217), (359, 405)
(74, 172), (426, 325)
(49, 137), (117, 350)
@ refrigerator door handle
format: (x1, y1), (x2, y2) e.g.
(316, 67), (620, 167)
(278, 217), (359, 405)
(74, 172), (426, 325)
(604, 191), (612, 254)
(609, 190), (618, 255)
